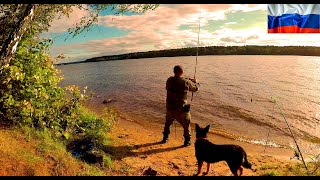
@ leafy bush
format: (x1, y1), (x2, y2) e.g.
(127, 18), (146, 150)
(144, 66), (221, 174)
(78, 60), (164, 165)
(0, 34), (115, 142)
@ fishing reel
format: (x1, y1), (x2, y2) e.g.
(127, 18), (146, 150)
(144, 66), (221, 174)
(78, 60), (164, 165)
(187, 77), (198, 83)
(183, 104), (191, 112)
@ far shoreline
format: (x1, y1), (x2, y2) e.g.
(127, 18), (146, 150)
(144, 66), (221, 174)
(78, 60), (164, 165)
(55, 45), (320, 66)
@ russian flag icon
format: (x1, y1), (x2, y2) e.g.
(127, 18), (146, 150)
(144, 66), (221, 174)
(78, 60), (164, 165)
(268, 4), (320, 33)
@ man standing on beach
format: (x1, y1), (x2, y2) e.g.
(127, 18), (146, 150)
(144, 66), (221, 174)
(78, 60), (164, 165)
(161, 65), (200, 147)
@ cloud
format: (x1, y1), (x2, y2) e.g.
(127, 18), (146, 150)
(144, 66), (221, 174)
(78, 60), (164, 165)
(97, 5), (234, 32)
(86, 5), (241, 52)
(48, 6), (89, 33)
(247, 35), (259, 40)
(223, 35), (259, 43)
(229, 4), (267, 12)
(258, 34), (320, 46)
(215, 27), (262, 45)
(50, 4), (320, 63)
(225, 22), (237, 25)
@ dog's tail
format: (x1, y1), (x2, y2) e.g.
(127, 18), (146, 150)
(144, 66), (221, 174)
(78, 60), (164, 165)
(242, 151), (252, 169)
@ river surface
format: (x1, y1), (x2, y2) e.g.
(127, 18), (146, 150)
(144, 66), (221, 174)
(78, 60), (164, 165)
(57, 55), (320, 154)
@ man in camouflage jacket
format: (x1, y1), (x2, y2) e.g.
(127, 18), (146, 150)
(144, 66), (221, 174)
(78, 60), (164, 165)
(161, 65), (199, 147)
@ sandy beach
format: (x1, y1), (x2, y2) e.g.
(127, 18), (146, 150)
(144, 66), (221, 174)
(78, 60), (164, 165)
(97, 107), (303, 176)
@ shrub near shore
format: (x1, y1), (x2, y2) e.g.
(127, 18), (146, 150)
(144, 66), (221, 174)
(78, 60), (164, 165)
(0, 35), (118, 175)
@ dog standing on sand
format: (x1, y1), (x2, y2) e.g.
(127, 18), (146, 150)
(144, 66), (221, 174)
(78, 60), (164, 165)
(194, 124), (252, 176)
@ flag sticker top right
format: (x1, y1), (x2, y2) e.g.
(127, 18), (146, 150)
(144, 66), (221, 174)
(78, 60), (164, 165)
(268, 4), (320, 33)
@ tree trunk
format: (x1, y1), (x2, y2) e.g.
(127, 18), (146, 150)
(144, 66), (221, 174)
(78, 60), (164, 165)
(0, 4), (35, 67)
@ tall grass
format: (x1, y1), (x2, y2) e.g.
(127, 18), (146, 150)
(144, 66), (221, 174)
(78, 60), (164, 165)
(8, 105), (118, 175)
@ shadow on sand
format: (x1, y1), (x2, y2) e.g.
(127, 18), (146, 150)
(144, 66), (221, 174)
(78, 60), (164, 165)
(103, 141), (185, 160)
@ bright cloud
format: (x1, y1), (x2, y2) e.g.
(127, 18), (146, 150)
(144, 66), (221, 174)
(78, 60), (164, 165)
(229, 4), (267, 12)
(47, 4), (320, 63)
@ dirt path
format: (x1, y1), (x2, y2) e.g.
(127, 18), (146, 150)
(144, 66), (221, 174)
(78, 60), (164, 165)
(104, 115), (299, 176)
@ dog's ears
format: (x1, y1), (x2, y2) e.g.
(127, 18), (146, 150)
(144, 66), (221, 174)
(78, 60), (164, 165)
(195, 123), (200, 131)
(205, 125), (210, 132)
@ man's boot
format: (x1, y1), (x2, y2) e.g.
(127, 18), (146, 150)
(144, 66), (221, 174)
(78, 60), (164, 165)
(161, 133), (168, 144)
(183, 136), (191, 147)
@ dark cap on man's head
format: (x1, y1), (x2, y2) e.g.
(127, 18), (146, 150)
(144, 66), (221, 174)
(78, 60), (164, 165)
(174, 65), (183, 74)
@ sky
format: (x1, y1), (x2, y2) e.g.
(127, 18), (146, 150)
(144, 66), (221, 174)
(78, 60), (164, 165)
(44, 4), (320, 63)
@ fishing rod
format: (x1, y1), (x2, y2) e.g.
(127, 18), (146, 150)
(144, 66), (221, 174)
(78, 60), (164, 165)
(190, 11), (201, 102)
(174, 10), (201, 138)
(261, 79), (309, 175)
(228, 70), (309, 174)
(272, 96), (309, 174)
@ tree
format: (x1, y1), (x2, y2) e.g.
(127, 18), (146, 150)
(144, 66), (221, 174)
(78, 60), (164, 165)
(0, 4), (159, 66)
(0, 4), (35, 67)
(0, 4), (159, 133)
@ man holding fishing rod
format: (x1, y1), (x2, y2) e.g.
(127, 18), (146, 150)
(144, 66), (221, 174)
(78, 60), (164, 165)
(161, 65), (200, 147)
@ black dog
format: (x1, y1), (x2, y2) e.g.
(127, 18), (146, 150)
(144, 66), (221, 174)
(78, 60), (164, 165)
(194, 124), (252, 176)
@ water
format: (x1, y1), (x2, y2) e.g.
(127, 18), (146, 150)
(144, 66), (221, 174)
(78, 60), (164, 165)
(57, 55), (320, 153)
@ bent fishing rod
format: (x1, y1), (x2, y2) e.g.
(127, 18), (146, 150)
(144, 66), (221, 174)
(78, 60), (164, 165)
(174, 11), (201, 138)
(190, 12), (201, 103)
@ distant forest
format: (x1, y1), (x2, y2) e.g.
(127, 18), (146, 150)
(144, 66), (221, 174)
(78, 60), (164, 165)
(58, 45), (320, 65)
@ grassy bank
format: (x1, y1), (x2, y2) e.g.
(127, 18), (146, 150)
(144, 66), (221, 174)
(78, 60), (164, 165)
(1, 106), (320, 176)
(0, 125), (106, 175)
(0, 106), (118, 176)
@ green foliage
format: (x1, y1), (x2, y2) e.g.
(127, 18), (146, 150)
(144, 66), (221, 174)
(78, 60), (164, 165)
(0, 34), (116, 142)
(102, 155), (112, 168)
(0, 3), (157, 168)
(262, 171), (278, 176)
(16, 125), (108, 176)
(71, 107), (117, 141)
(1, 37), (53, 130)
(1, 36), (62, 126)
(67, 107), (117, 155)
(290, 156), (320, 176)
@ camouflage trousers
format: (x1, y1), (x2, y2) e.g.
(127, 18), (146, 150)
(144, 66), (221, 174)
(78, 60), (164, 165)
(162, 109), (191, 140)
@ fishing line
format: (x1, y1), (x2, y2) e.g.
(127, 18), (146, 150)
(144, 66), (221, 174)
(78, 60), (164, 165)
(222, 72), (276, 148)
(263, 103), (275, 153)
(226, 75), (276, 149)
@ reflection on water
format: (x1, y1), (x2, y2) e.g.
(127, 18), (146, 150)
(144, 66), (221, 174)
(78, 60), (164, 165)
(57, 55), (320, 153)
